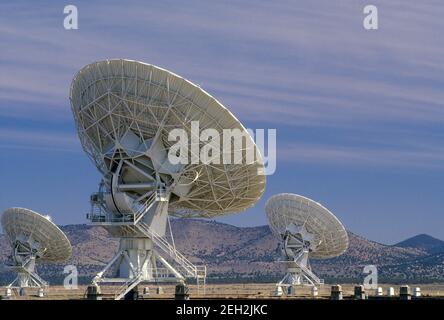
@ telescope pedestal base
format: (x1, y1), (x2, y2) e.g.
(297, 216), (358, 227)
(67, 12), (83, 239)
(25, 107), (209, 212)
(93, 237), (185, 300)
(7, 264), (48, 290)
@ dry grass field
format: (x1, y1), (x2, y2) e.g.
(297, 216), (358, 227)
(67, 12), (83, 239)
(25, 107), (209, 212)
(1, 283), (444, 300)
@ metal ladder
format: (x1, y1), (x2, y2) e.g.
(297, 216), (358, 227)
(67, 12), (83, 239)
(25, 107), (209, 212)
(195, 266), (207, 295)
(127, 190), (207, 295)
(137, 221), (207, 294)
(133, 192), (157, 224)
(136, 221), (198, 277)
(114, 275), (142, 300)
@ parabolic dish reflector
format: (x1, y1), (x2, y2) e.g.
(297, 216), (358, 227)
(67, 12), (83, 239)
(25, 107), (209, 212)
(70, 59), (265, 218)
(1, 208), (72, 263)
(265, 193), (348, 259)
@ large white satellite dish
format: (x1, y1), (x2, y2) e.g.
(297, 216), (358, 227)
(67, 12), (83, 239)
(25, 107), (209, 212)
(1, 208), (72, 290)
(265, 193), (348, 287)
(70, 59), (266, 299)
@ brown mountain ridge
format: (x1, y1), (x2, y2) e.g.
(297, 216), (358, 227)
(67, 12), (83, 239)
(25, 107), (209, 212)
(1, 219), (443, 284)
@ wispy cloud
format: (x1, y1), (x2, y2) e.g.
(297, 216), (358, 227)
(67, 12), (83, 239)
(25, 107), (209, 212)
(1, 0), (444, 123)
(1, 0), (444, 169)
(279, 141), (444, 169)
(0, 128), (80, 152)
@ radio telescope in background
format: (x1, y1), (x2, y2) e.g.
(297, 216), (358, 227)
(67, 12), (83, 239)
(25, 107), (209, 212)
(70, 59), (266, 299)
(1, 208), (72, 291)
(266, 193), (348, 288)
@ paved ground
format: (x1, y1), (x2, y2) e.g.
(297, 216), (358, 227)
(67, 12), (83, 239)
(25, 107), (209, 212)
(1, 283), (444, 300)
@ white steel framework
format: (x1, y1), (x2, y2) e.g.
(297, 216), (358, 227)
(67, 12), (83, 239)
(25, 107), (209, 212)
(70, 59), (265, 299)
(1, 208), (72, 290)
(266, 194), (348, 288)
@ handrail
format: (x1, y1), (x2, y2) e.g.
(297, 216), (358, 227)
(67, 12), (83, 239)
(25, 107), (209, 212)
(134, 192), (157, 224)
(114, 275), (142, 300)
(136, 221), (199, 277)
(88, 188), (207, 295)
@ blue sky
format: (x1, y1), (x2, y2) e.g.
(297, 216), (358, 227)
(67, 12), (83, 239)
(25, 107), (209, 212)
(1, 1), (444, 244)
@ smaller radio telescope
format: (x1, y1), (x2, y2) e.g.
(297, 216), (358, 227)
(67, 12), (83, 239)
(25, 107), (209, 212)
(265, 193), (348, 287)
(1, 208), (72, 290)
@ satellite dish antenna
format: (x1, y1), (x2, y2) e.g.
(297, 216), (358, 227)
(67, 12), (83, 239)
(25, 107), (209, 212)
(1, 208), (72, 290)
(265, 193), (348, 287)
(70, 59), (265, 299)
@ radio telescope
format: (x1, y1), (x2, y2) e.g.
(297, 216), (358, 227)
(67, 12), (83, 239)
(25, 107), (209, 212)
(265, 193), (348, 287)
(70, 59), (265, 299)
(1, 208), (72, 290)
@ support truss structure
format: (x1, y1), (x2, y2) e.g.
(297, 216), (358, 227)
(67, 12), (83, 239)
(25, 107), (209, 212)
(265, 193), (349, 290)
(70, 60), (265, 299)
(276, 226), (324, 287)
(7, 255), (48, 289)
(1, 208), (72, 292)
